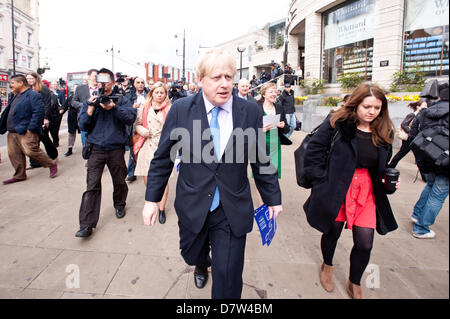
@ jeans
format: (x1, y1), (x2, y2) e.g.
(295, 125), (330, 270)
(127, 149), (136, 177)
(412, 173), (449, 235)
(285, 113), (296, 138)
(81, 131), (87, 147)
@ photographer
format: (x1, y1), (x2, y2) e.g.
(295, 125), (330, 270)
(116, 73), (133, 96)
(76, 68), (137, 238)
(169, 80), (187, 103)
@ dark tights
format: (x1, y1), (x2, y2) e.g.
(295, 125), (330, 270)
(321, 221), (374, 286)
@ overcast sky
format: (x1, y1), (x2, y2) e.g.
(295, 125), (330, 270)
(39, 0), (290, 80)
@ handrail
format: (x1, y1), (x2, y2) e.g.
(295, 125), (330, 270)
(249, 74), (286, 93)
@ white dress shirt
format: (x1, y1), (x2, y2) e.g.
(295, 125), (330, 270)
(203, 93), (234, 159)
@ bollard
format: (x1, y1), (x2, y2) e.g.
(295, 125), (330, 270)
(302, 94), (321, 132)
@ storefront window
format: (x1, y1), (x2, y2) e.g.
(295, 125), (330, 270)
(322, 0), (375, 83)
(404, 0), (449, 77)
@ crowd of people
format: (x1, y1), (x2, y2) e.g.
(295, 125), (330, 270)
(0, 49), (448, 300)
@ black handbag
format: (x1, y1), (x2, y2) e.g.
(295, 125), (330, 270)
(294, 126), (339, 189)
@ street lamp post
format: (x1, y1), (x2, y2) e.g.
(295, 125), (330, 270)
(11, 0), (16, 75)
(175, 29), (186, 83)
(106, 45), (120, 73)
(237, 45), (246, 80)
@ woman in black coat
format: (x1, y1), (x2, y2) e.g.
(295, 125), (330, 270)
(303, 83), (400, 299)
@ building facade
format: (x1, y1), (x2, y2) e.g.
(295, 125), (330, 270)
(0, 0), (40, 76)
(213, 20), (287, 82)
(145, 62), (197, 85)
(287, 0), (449, 89)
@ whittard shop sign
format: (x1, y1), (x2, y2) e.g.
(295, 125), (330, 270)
(324, 0), (375, 50)
(405, 0), (449, 32)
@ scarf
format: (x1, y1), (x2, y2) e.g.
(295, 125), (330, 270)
(133, 99), (171, 157)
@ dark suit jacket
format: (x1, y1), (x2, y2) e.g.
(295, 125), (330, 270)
(145, 93), (282, 237)
(72, 84), (91, 112)
(55, 89), (66, 109)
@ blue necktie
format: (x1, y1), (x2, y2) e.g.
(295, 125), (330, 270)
(209, 107), (221, 212)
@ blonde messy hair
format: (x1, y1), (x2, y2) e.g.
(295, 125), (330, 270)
(196, 49), (237, 80)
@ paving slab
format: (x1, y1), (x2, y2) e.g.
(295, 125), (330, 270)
(0, 130), (448, 300)
(28, 250), (126, 294)
(0, 245), (62, 289)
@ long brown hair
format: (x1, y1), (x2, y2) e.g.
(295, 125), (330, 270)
(26, 71), (43, 93)
(330, 83), (394, 146)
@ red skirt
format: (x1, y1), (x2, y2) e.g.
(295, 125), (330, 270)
(335, 168), (376, 230)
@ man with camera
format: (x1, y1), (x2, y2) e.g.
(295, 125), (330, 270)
(75, 68), (137, 238)
(169, 80), (187, 103)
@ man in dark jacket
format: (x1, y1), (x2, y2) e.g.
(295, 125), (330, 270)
(236, 78), (257, 103)
(0, 75), (58, 184)
(70, 69), (99, 154)
(124, 77), (149, 182)
(409, 82), (449, 239)
(278, 83), (296, 137)
(259, 69), (271, 84)
(75, 68), (137, 238)
(49, 81), (66, 148)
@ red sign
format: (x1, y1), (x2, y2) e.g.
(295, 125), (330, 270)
(0, 74), (8, 82)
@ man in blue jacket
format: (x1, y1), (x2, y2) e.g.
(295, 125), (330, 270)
(76, 68), (137, 238)
(0, 75), (58, 184)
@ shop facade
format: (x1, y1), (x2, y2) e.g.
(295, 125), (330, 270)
(287, 0), (449, 90)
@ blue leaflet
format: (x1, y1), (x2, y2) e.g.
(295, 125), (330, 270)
(254, 204), (277, 247)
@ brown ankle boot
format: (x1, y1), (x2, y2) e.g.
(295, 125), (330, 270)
(319, 263), (334, 292)
(346, 280), (363, 299)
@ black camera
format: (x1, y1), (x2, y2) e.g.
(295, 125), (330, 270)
(116, 72), (128, 84)
(88, 87), (123, 108)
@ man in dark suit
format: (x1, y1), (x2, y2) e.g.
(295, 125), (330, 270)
(49, 81), (66, 148)
(68, 69), (98, 156)
(142, 50), (283, 299)
(236, 78), (257, 104)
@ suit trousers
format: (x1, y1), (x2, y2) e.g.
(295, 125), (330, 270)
(179, 204), (247, 299)
(79, 147), (128, 228)
(7, 132), (56, 180)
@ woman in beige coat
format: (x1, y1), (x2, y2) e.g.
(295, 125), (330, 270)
(134, 82), (171, 224)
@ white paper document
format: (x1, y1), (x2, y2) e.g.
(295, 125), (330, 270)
(263, 114), (281, 130)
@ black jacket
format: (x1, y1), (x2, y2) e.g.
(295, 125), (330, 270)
(409, 99), (449, 177)
(125, 87), (149, 105)
(278, 89), (296, 114)
(258, 100), (291, 144)
(303, 118), (398, 235)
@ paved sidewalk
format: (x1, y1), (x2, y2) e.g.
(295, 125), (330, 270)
(0, 131), (448, 299)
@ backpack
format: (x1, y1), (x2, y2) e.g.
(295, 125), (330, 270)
(411, 116), (449, 168)
(294, 123), (339, 189)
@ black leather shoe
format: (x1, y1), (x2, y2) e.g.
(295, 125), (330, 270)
(116, 208), (126, 219)
(64, 148), (73, 157)
(194, 266), (208, 289)
(75, 226), (92, 238)
(125, 175), (137, 182)
(159, 209), (166, 224)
